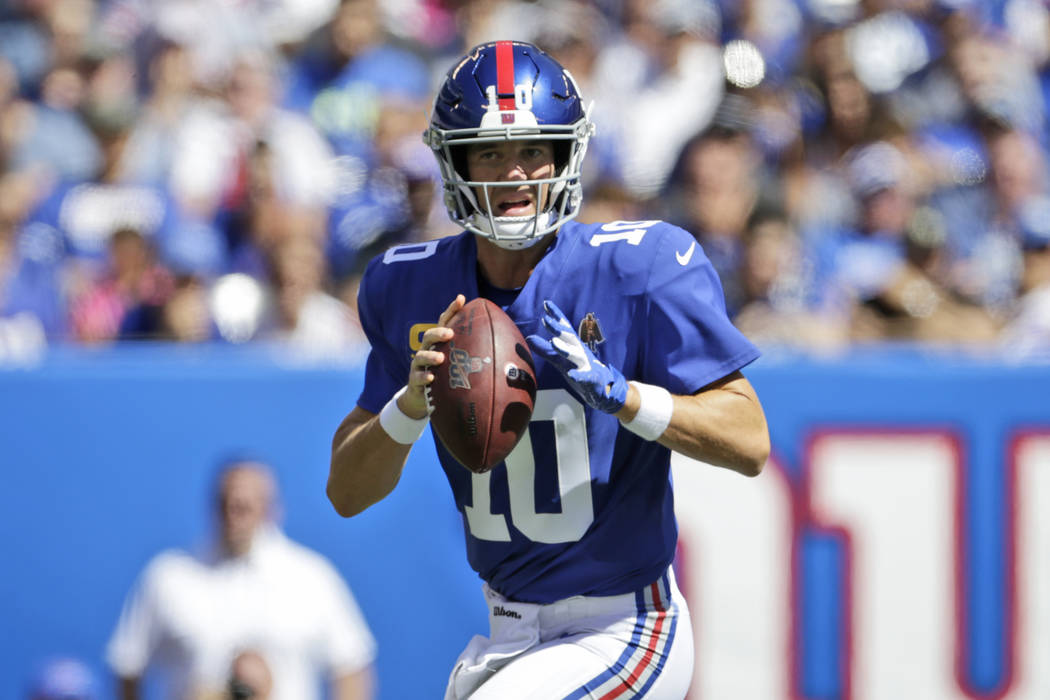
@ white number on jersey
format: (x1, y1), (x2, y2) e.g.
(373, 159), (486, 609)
(382, 241), (440, 264)
(589, 220), (660, 247)
(465, 389), (594, 544)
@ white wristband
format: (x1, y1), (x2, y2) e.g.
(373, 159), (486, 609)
(620, 381), (673, 441)
(379, 386), (430, 445)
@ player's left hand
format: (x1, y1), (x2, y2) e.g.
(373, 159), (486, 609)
(526, 300), (628, 414)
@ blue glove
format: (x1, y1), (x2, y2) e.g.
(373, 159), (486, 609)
(526, 300), (628, 414)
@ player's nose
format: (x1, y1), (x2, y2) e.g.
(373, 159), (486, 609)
(500, 160), (529, 181)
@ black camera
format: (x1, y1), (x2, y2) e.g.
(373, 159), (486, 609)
(228, 679), (257, 700)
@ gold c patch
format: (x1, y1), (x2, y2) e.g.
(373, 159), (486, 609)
(408, 323), (438, 356)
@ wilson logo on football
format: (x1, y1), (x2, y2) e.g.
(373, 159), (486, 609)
(448, 344), (489, 390)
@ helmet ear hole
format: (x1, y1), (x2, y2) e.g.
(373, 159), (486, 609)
(552, 141), (571, 172)
(450, 145), (470, 181)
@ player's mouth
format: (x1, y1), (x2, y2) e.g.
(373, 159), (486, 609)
(495, 193), (535, 216)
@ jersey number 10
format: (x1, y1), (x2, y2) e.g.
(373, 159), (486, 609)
(464, 389), (594, 544)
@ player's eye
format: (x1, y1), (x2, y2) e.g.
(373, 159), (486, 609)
(523, 144), (555, 164)
(473, 149), (501, 163)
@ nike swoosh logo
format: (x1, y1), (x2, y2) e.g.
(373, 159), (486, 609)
(675, 241), (696, 266)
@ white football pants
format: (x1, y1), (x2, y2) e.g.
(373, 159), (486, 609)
(444, 568), (693, 699)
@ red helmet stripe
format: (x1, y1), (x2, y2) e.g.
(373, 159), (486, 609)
(495, 41), (516, 111)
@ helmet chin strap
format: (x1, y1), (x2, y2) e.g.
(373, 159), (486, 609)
(471, 211), (554, 250)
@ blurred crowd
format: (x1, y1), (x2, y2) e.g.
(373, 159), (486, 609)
(2, 0), (1050, 364)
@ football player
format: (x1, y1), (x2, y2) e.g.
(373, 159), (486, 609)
(327, 41), (770, 699)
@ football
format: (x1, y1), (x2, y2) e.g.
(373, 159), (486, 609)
(428, 298), (536, 473)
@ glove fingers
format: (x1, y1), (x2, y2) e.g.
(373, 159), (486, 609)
(542, 300), (574, 333)
(526, 334), (556, 359)
(556, 336), (591, 371)
(543, 300), (567, 322)
(541, 314), (562, 337)
(529, 330), (573, 360)
(550, 335), (575, 358)
(529, 334), (574, 372)
(566, 368), (605, 390)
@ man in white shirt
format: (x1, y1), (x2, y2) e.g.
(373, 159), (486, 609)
(107, 459), (376, 700)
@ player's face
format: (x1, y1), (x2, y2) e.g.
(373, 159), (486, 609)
(465, 140), (556, 217)
(217, 465), (273, 556)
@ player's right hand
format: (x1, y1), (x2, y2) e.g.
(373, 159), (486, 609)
(399, 294), (465, 420)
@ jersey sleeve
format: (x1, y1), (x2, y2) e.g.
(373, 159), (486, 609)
(641, 225), (760, 394)
(355, 260), (409, 414)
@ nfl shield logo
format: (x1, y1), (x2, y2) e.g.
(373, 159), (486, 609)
(501, 113), (515, 124)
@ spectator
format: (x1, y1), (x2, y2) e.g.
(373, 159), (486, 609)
(999, 203), (1050, 358)
(105, 0), (277, 93)
(117, 40), (199, 188)
(662, 107), (772, 315)
(0, 169), (66, 342)
(2, 0), (1050, 354)
(157, 273), (213, 341)
(115, 264), (215, 342)
(106, 458), (377, 700)
(0, 2), (52, 95)
(325, 86), (440, 286)
(264, 232), (367, 360)
(576, 179), (646, 225)
(929, 119), (1047, 315)
(590, 0), (726, 198)
(733, 207), (850, 354)
(816, 139), (999, 343)
(4, 62), (101, 183)
(281, 0), (429, 165)
(15, 51), (225, 338)
(169, 48), (338, 236)
(281, 0), (435, 282)
(68, 226), (173, 343)
(0, 170), (51, 355)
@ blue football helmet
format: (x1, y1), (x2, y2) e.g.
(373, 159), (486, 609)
(424, 41), (595, 249)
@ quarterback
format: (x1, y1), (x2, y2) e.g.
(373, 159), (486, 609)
(327, 41), (769, 699)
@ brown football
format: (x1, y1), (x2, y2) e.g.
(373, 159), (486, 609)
(428, 297), (536, 473)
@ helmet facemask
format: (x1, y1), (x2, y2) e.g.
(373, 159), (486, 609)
(426, 119), (593, 249)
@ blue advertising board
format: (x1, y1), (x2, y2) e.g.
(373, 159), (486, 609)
(0, 345), (1047, 698)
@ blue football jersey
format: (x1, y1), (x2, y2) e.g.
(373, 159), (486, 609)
(357, 219), (760, 603)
